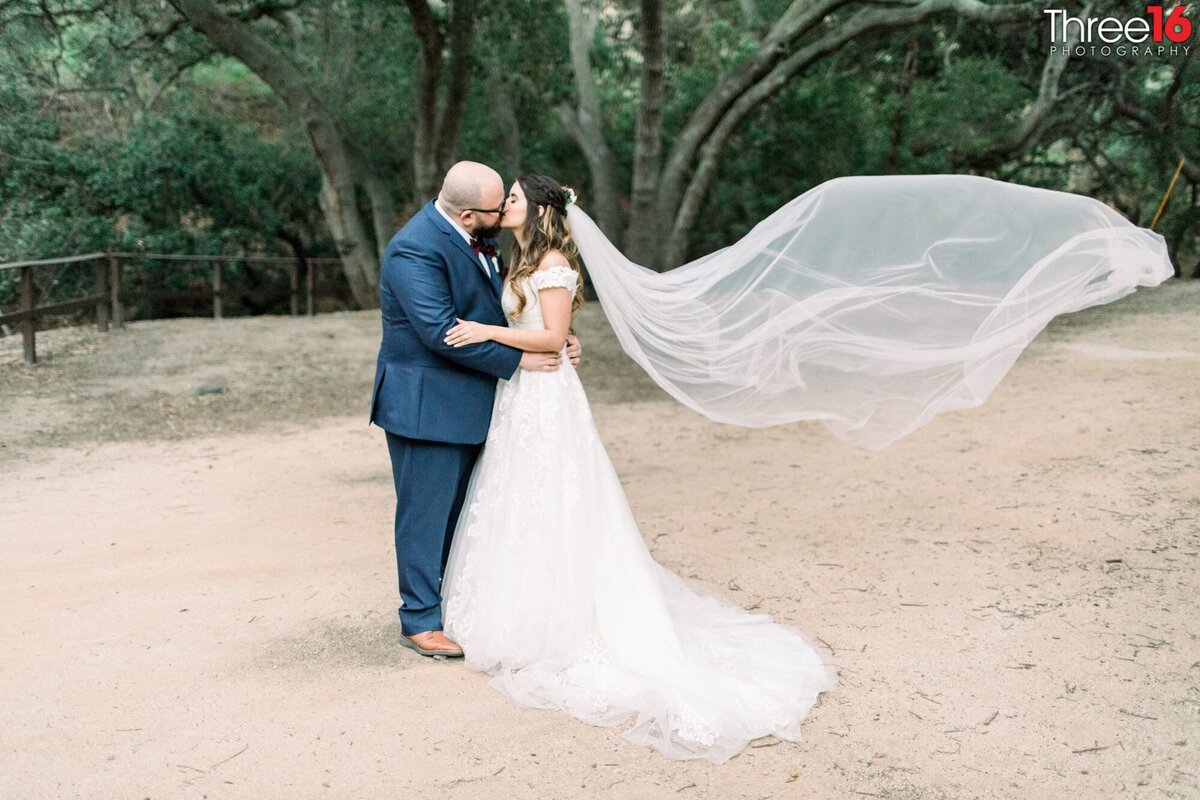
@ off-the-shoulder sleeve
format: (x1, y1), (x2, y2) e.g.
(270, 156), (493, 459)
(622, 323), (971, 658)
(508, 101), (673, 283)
(530, 265), (578, 296)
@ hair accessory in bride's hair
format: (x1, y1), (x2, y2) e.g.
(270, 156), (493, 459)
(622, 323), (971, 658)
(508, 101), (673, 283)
(563, 186), (577, 206)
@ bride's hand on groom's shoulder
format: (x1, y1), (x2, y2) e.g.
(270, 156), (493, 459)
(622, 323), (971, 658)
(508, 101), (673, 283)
(566, 334), (582, 366)
(445, 318), (494, 348)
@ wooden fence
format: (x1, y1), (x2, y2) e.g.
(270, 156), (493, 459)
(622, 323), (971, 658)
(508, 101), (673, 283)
(0, 252), (344, 364)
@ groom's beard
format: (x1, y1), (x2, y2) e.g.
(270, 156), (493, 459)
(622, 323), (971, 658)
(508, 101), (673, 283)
(472, 221), (503, 239)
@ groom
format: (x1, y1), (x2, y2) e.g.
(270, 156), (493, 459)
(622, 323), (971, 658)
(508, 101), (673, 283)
(369, 161), (582, 657)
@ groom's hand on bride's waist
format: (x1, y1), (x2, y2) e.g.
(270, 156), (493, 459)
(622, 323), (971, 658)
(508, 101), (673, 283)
(566, 334), (582, 366)
(520, 351), (562, 372)
(517, 336), (581, 371)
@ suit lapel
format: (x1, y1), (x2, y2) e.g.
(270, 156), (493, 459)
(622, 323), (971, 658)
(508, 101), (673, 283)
(424, 200), (492, 283)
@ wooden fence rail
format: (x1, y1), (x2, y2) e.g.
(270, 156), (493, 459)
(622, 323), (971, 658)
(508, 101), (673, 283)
(0, 252), (343, 365)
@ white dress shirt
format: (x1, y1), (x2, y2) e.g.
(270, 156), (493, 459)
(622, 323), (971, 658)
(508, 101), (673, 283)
(434, 198), (499, 277)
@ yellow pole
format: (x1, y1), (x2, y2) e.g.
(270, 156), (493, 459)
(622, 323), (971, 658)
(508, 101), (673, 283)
(1149, 157), (1186, 231)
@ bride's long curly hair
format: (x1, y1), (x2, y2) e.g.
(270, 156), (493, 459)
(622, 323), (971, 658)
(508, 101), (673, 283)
(507, 174), (584, 331)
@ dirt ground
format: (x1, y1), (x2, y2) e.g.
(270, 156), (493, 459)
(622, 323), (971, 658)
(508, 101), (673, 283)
(1, 281), (1197, 799)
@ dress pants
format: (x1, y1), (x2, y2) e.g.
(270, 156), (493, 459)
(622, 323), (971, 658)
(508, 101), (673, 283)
(385, 431), (482, 635)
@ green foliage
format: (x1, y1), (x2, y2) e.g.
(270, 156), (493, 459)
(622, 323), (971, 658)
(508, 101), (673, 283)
(0, 80), (323, 313)
(691, 70), (880, 257)
(899, 56), (1030, 172)
(1, 0), (1195, 324)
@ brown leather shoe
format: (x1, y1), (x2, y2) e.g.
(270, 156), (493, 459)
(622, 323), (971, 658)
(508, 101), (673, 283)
(399, 629), (464, 658)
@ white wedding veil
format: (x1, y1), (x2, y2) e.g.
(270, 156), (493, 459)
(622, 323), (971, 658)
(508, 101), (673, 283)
(566, 174), (1174, 451)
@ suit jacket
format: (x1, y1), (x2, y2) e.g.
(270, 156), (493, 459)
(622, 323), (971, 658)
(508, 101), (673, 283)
(369, 200), (522, 444)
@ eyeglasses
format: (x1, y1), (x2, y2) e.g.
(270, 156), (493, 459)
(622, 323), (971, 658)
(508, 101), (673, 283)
(463, 200), (506, 216)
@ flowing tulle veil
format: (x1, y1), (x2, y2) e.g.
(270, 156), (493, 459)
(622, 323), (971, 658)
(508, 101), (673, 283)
(566, 174), (1175, 450)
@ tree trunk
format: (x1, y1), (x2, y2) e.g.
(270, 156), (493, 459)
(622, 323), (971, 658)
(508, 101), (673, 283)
(406, 0), (444, 200)
(490, 71), (524, 178)
(558, 0), (625, 244)
(406, 0), (477, 201)
(435, 0), (477, 172)
(622, 0), (666, 266)
(363, 172), (397, 261)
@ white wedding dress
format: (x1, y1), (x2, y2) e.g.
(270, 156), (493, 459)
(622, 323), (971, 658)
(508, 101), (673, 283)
(442, 265), (837, 764)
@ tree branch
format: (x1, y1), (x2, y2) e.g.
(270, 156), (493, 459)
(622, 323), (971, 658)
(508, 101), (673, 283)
(661, 0), (1046, 266)
(658, 0), (1044, 224)
(143, 46), (218, 115)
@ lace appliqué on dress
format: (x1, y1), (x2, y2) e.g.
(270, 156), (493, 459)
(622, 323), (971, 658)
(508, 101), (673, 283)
(552, 627), (618, 717)
(502, 266), (578, 328)
(529, 265), (578, 295)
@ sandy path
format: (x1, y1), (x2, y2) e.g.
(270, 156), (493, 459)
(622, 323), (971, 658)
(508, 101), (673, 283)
(1, 282), (1197, 799)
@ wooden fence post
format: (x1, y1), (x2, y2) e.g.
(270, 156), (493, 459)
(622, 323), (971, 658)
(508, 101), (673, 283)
(290, 259), (300, 317)
(94, 258), (110, 332)
(108, 254), (124, 328)
(20, 265), (36, 364)
(212, 259), (223, 320)
(306, 260), (315, 317)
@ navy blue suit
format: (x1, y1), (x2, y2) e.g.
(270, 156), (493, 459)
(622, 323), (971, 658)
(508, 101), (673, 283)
(370, 200), (522, 635)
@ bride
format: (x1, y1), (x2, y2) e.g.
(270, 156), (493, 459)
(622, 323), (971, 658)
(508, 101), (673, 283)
(438, 172), (1173, 763)
(440, 174), (838, 764)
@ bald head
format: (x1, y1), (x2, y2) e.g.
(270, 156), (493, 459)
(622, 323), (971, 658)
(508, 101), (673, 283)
(439, 161), (503, 214)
